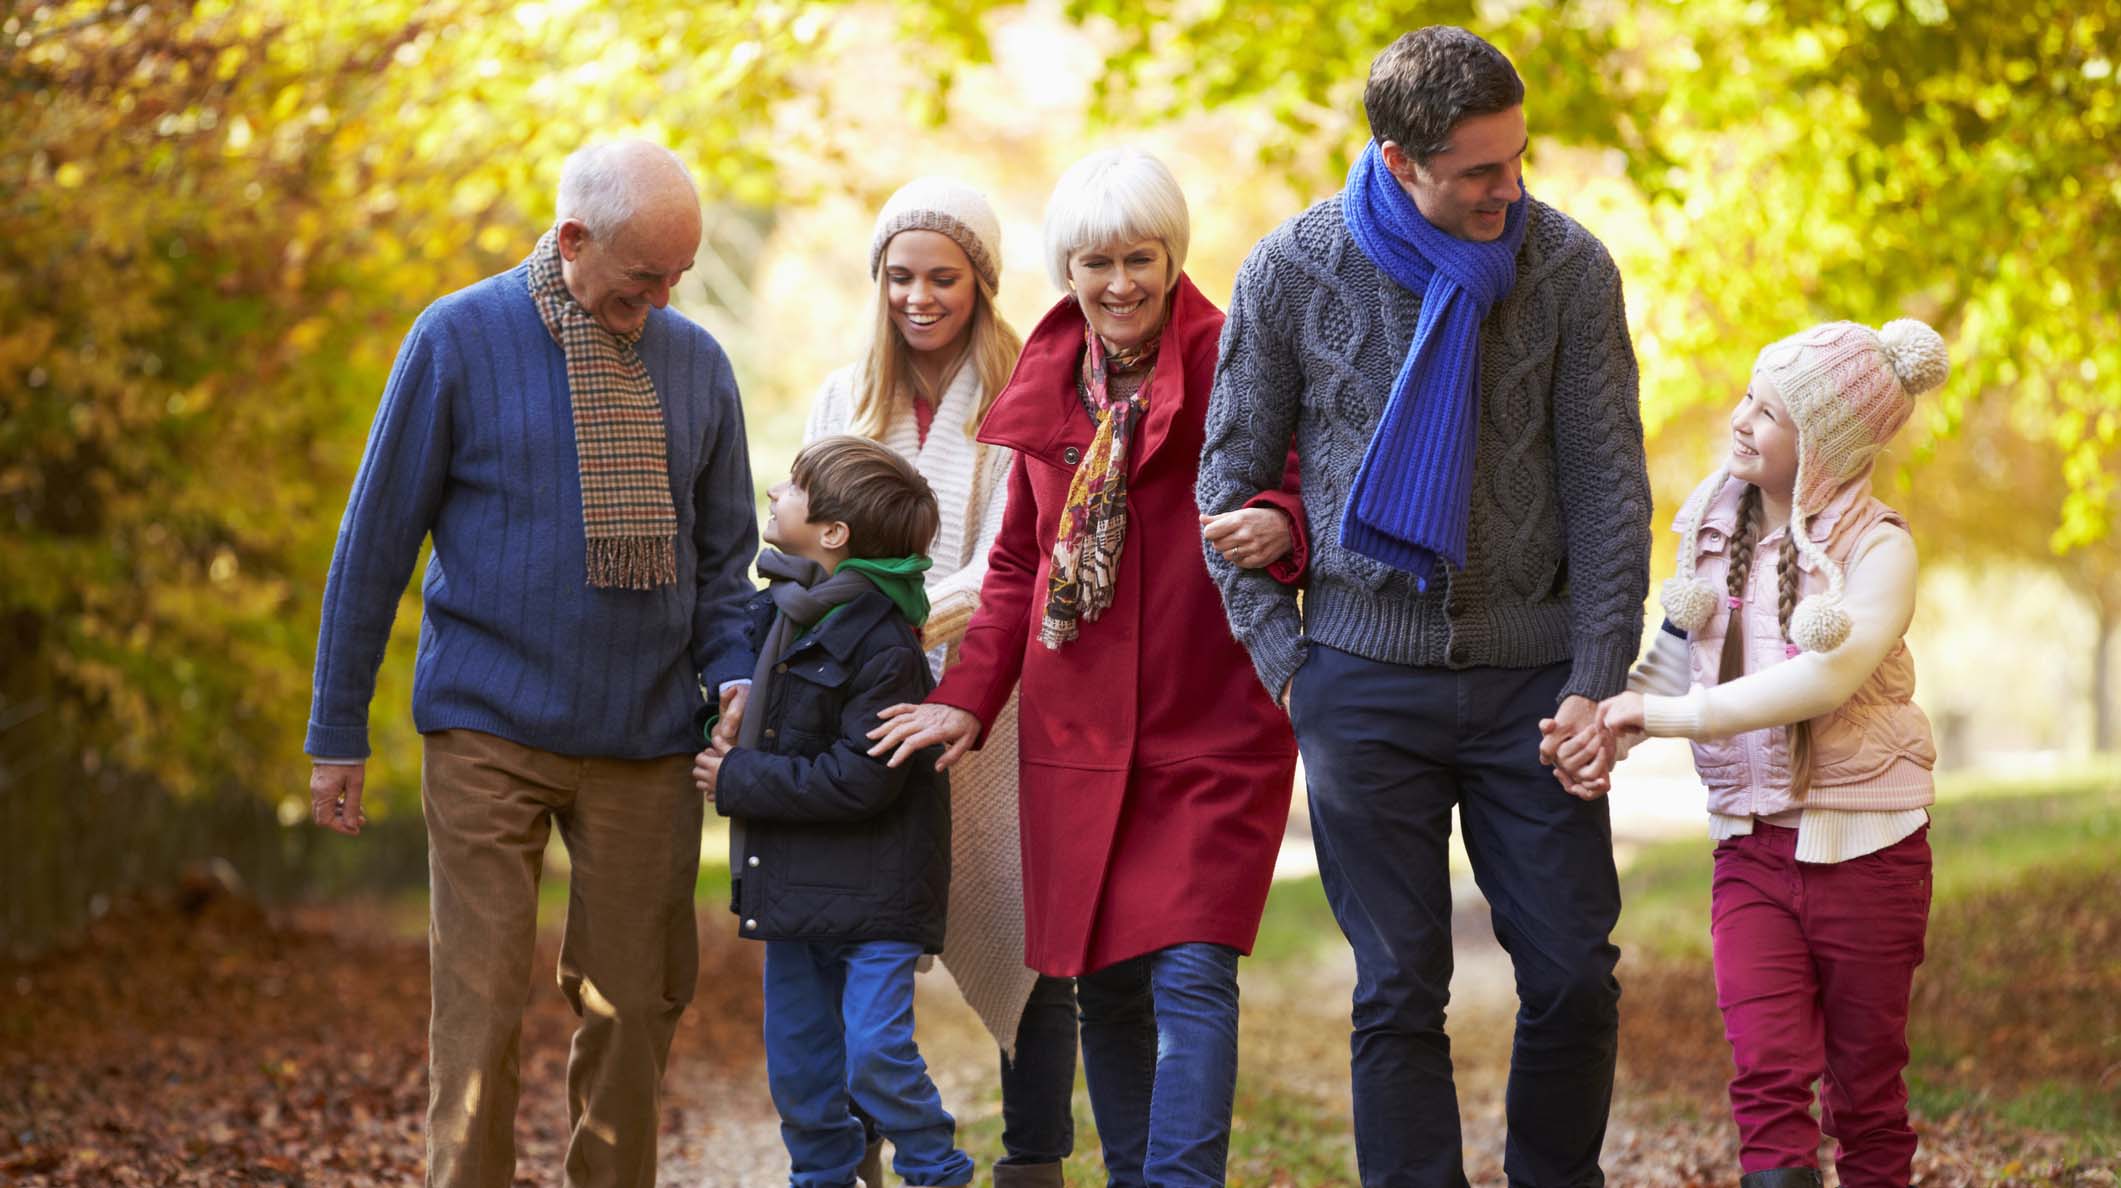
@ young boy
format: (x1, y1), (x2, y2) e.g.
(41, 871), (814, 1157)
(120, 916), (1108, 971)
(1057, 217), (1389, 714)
(693, 434), (973, 1188)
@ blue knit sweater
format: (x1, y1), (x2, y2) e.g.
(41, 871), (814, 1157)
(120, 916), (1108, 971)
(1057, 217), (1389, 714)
(305, 266), (759, 761)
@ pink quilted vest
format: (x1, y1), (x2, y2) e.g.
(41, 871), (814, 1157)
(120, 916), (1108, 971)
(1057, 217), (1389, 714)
(1676, 475), (1936, 816)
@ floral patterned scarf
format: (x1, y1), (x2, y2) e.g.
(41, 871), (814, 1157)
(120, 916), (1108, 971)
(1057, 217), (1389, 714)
(1039, 326), (1155, 649)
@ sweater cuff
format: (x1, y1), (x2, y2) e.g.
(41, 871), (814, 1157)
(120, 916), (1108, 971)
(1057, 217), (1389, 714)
(1642, 689), (1706, 739)
(305, 720), (371, 761)
(1559, 635), (1639, 704)
(1245, 621), (1308, 706)
(1243, 490), (1309, 586)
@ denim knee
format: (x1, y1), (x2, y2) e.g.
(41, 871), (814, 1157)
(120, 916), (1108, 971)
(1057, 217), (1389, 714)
(1522, 955), (1621, 1036)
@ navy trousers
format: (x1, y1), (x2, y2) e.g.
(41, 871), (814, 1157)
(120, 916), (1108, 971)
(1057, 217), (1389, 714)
(1291, 647), (1622, 1188)
(997, 973), (1079, 1166)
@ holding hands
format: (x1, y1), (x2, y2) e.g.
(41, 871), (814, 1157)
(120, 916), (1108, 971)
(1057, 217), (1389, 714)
(693, 736), (731, 802)
(1537, 692), (1649, 800)
(694, 682), (748, 803)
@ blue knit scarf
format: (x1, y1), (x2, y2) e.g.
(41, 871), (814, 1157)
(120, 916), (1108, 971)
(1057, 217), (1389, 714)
(1338, 140), (1529, 587)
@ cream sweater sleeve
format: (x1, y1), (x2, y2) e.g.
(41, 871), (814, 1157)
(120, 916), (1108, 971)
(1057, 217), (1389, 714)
(925, 447), (1013, 648)
(1642, 525), (1918, 741)
(803, 367), (851, 443)
(1626, 626), (1692, 696)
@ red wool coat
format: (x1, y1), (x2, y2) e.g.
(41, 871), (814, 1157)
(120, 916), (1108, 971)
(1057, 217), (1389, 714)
(929, 275), (1299, 978)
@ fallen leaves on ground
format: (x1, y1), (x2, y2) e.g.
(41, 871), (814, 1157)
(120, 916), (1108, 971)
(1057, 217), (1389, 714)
(2, 862), (2113, 1186)
(0, 889), (760, 1187)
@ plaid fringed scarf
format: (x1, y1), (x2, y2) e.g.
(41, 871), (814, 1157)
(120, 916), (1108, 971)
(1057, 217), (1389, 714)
(524, 229), (679, 589)
(1039, 326), (1154, 649)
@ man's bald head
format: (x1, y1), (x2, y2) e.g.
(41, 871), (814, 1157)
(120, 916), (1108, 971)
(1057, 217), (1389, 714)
(556, 140), (700, 239)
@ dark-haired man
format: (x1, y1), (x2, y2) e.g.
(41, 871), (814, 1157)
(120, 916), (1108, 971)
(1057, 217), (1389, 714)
(1199, 25), (1651, 1187)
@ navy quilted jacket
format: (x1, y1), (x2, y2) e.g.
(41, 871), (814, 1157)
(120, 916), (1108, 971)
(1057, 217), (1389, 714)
(714, 587), (950, 952)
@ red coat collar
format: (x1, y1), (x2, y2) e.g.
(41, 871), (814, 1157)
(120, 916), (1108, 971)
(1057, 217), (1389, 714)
(977, 273), (1222, 471)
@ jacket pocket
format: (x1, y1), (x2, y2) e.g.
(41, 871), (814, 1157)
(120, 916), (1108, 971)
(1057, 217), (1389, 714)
(767, 656), (853, 742)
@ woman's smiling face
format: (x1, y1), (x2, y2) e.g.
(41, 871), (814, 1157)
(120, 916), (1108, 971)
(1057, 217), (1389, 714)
(1066, 237), (1170, 354)
(883, 229), (977, 361)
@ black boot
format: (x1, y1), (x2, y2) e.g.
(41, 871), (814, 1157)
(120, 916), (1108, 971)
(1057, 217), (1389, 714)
(992, 1162), (1066, 1187)
(1739, 1170), (1824, 1188)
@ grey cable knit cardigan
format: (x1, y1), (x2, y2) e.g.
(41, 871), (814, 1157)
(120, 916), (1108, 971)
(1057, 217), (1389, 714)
(1198, 193), (1651, 705)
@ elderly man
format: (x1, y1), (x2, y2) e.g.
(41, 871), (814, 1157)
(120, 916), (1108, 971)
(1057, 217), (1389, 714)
(1199, 27), (1651, 1188)
(304, 140), (756, 1188)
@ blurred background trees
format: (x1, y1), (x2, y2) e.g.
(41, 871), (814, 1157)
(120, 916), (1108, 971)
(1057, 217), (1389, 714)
(4, 0), (2115, 955)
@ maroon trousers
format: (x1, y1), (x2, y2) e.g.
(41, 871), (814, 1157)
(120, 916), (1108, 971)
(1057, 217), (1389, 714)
(1710, 823), (1931, 1186)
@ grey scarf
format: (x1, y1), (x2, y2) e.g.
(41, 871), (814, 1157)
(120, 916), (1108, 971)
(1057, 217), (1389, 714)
(729, 550), (876, 868)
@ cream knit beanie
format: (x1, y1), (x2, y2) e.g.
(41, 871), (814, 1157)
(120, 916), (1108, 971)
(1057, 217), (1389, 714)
(869, 177), (1003, 295)
(1662, 318), (1949, 651)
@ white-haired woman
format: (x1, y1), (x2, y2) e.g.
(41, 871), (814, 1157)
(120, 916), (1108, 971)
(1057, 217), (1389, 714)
(802, 177), (1077, 1187)
(869, 149), (1304, 1188)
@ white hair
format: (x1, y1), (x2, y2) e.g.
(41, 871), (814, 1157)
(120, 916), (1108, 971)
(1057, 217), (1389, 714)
(1041, 147), (1191, 291)
(555, 140), (697, 240)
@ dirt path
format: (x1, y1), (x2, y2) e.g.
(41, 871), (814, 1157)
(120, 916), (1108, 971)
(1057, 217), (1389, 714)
(651, 877), (1532, 1187)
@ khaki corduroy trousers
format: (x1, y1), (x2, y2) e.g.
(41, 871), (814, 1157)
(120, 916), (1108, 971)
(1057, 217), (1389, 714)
(420, 728), (702, 1188)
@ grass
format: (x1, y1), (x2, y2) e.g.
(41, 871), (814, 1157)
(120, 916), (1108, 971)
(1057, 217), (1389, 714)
(1616, 762), (2121, 960)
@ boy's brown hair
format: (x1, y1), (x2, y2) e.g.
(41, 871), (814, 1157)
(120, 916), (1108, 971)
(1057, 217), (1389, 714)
(791, 434), (940, 560)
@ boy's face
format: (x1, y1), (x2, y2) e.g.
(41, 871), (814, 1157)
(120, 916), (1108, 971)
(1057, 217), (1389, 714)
(764, 475), (848, 564)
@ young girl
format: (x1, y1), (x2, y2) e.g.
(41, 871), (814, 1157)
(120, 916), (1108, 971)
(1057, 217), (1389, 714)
(1598, 318), (1950, 1188)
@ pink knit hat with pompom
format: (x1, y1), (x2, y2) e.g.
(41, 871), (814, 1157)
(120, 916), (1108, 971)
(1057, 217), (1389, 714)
(1661, 318), (1950, 651)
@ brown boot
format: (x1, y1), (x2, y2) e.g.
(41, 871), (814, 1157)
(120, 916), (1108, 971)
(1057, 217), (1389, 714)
(992, 1162), (1066, 1188)
(856, 1137), (886, 1188)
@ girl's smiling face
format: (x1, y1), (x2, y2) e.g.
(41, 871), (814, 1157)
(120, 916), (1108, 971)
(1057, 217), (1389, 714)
(1728, 380), (1801, 498)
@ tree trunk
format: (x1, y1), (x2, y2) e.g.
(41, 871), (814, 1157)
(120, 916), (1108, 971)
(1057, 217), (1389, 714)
(2095, 598), (2115, 755)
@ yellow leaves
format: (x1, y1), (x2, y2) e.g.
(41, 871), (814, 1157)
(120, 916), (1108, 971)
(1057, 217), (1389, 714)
(285, 317), (329, 352)
(54, 161), (85, 187)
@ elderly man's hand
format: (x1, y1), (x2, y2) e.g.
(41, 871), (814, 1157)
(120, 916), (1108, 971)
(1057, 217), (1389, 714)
(309, 762), (368, 836)
(713, 682), (749, 750)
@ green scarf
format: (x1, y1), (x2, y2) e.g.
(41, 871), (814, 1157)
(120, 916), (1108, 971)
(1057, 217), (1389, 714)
(835, 555), (932, 626)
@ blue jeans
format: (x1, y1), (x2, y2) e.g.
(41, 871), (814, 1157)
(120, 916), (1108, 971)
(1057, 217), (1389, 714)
(1292, 648), (1622, 1188)
(1076, 942), (1241, 1188)
(999, 973), (1079, 1165)
(763, 940), (974, 1188)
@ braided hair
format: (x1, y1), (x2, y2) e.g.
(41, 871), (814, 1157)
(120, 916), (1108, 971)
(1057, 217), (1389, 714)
(1716, 485), (1761, 685)
(1777, 526), (1813, 800)
(1716, 483), (1815, 802)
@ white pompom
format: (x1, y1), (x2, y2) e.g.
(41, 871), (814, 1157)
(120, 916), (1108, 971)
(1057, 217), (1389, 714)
(1878, 318), (1949, 396)
(1661, 575), (1721, 633)
(1790, 594), (1853, 652)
